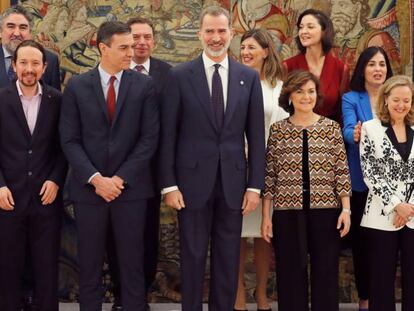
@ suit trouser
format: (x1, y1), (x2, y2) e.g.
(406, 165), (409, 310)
(0, 209), (61, 311)
(365, 227), (414, 311)
(178, 176), (243, 311)
(272, 208), (340, 311)
(349, 190), (369, 300)
(75, 200), (147, 311)
(107, 194), (161, 301)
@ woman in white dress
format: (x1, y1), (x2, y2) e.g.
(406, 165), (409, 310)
(234, 28), (288, 311)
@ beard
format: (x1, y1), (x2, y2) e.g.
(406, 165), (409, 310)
(201, 39), (231, 58)
(4, 37), (23, 54)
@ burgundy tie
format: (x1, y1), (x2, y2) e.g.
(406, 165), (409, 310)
(135, 65), (144, 72)
(107, 76), (116, 123)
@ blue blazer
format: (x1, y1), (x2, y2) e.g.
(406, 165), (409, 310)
(342, 90), (374, 191)
(158, 55), (265, 210)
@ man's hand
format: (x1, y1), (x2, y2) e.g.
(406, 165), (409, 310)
(164, 190), (185, 210)
(241, 191), (260, 215)
(111, 175), (125, 190)
(0, 186), (14, 210)
(91, 174), (122, 202)
(39, 180), (59, 205)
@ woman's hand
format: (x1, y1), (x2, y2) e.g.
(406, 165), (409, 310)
(353, 121), (362, 143)
(337, 211), (351, 237)
(261, 217), (273, 243)
(394, 203), (414, 227)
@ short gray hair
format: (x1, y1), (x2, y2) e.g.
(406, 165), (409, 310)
(199, 5), (231, 29)
(0, 5), (33, 31)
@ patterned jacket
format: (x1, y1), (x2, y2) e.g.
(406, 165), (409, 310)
(263, 117), (351, 210)
(360, 119), (414, 231)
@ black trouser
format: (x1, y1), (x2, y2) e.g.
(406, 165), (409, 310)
(366, 227), (414, 311)
(107, 194), (161, 301)
(350, 190), (369, 300)
(178, 175), (243, 311)
(0, 209), (61, 311)
(75, 200), (147, 311)
(272, 208), (340, 311)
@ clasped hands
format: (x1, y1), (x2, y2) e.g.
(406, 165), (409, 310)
(90, 174), (124, 202)
(0, 180), (59, 210)
(394, 202), (414, 228)
(163, 189), (260, 214)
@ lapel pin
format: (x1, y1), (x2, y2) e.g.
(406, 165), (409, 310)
(240, 80), (244, 85)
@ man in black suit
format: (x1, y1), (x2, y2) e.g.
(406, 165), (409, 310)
(159, 6), (265, 311)
(107, 16), (171, 311)
(0, 39), (67, 311)
(0, 5), (61, 90)
(60, 21), (159, 311)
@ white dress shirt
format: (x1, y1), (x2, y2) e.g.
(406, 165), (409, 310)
(162, 52), (260, 195)
(130, 58), (150, 75)
(16, 80), (42, 135)
(88, 65), (124, 183)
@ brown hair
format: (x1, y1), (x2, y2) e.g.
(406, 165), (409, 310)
(376, 75), (414, 125)
(279, 70), (323, 115)
(240, 29), (285, 87)
(126, 17), (155, 35)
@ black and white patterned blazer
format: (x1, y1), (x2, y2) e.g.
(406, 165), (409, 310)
(360, 118), (414, 231)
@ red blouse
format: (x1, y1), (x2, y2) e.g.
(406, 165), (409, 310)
(284, 52), (349, 123)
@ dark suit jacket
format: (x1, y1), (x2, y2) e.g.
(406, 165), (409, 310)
(0, 83), (67, 215)
(0, 44), (61, 90)
(159, 55), (265, 210)
(149, 57), (172, 97)
(60, 67), (159, 204)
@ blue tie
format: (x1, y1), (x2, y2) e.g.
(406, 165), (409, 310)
(212, 64), (224, 130)
(7, 57), (15, 81)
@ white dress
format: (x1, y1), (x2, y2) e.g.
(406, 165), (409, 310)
(241, 80), (289, 238)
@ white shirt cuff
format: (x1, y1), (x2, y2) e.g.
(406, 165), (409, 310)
(246, 188), (261, 194)
(88, 172), (100, 184)
(161, 185), (179, 195)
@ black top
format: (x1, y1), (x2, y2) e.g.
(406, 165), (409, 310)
(302, 129), (310, 209)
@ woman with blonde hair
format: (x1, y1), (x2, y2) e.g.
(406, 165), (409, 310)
(235, 28), (288, 311)
(360, 75), (414, 311)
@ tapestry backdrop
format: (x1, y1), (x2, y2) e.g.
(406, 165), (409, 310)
(15, 0), (413, 303)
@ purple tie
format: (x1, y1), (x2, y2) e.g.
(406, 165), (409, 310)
(212, 64), (224, 130)
(135, 65), (144, 72)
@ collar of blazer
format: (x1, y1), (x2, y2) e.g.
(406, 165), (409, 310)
(381, 120), (414, 162)
(8, 81), (55, 141)
(188, 55), (246, 133)
(90, 67), (133, 125)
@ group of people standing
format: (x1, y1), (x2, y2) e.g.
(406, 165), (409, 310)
(0, 4), (413, 311)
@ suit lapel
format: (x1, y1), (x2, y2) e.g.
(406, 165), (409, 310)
(90, 68), (110, 123)
(189, 56), (217, 131)
(224, 58), (241, 129)
(112, 70), (131, 125)
(9, 85), (32, 140)
(31, 86), (52, 143)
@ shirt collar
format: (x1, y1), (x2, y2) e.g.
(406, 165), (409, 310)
(202, 51), (228, 71)
(2, 45), (11, 59)
(98, 64), (123, 85)
(16, 80), (42, 98)
(130, 58), (150, 72)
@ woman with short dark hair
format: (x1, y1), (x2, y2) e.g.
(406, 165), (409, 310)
(262, 70), (351, 311)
